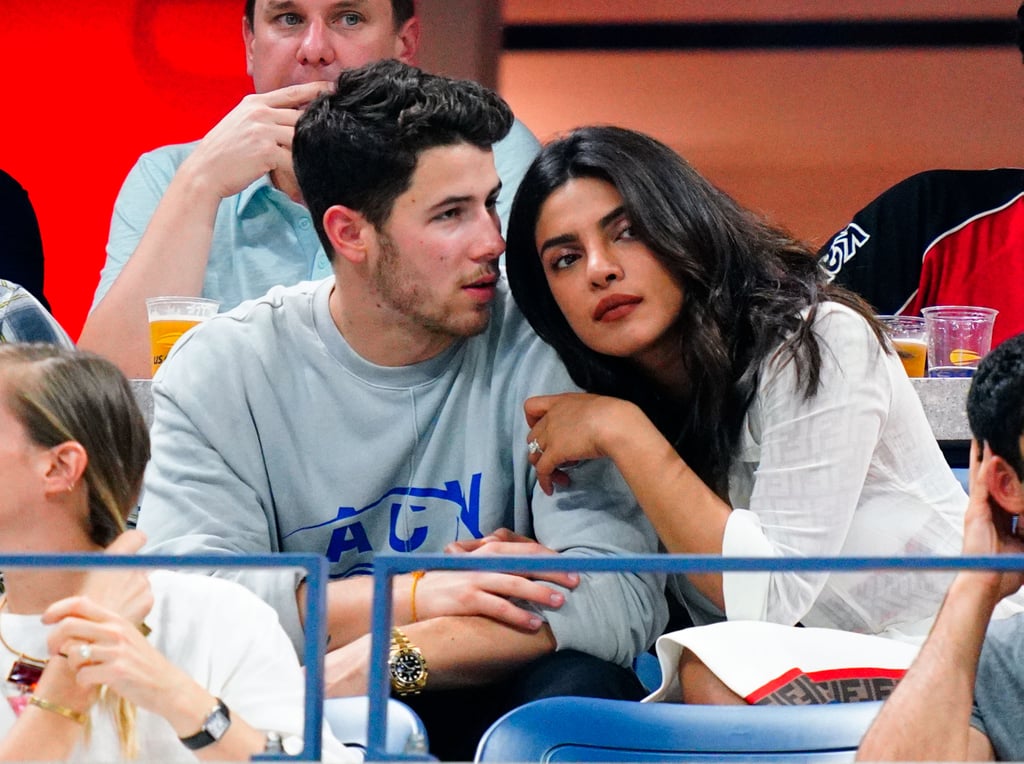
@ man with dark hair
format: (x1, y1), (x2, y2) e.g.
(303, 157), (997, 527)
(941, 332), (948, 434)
(966, 337), (1024, 481)
(857, 332), (1024, 761)
(817, 5), (1024, 347)
(138, 60), (666, 761)
(80, 0), (540, 379)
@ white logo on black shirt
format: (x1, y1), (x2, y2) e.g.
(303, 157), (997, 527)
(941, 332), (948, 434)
(821, 223), (871, 280)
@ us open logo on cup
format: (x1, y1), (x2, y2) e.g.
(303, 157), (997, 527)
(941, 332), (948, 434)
(145, 296), (220, 375)
(948, 348), (980, 366)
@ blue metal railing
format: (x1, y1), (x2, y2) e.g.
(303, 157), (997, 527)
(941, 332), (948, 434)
(0, 553), (326, 762)
(365, 552), (1024, 761)
(10, 551), (1021, 761)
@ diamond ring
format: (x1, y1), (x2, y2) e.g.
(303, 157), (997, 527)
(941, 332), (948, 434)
(528, 439), (544, 456)
(78, 643), (92, 661)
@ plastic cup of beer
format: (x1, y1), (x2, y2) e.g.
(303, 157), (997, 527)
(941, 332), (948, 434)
(921, 305), (998, 378)
(145, 296), (220, 374)
(877, 315), (927, 377)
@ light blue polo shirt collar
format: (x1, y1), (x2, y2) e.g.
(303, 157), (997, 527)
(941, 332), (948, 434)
(236, 173), (276, 213)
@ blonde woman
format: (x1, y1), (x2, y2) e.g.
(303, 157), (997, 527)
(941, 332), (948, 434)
(0, 344), (354, 761)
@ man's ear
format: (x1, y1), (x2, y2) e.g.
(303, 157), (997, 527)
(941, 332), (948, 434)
(987, 454), (1024, 516)
(42, 441), (88, 498)
(394, 16), (421, 64)
(242, 16), (256, 78)
(323, 205), (372, 265)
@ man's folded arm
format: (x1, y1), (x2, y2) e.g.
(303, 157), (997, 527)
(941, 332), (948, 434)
(530, 459), (668, 667)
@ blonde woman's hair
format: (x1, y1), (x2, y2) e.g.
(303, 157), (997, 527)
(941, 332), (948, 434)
(0, 344), (151, 757)
(0, 344), (149, 542)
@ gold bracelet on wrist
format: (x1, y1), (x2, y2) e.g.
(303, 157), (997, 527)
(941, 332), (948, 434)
(410, 570), (426, 623)
(29, 695), (88, 725)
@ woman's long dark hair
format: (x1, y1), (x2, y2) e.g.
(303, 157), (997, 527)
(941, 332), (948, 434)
(506, 126), (884, 494)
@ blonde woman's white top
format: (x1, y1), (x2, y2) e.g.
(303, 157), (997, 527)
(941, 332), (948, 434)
(0, 571), (358, 762)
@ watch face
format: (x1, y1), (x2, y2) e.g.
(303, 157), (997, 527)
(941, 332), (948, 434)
(264, 732), (284, 754)
(180, 701), (232, 750)
(207, 708), (231, 740)
(391, 651), (425, 686)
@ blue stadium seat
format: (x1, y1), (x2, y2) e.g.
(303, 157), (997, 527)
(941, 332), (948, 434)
(951, 466), (970, 493)
(633, 651), (663, 692)
(474, 697), (882, 762)
(323, 696), (430, 757)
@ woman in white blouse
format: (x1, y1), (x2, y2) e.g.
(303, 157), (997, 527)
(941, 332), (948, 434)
(0, 344), (355, 761)
(502, 126), (971, 703)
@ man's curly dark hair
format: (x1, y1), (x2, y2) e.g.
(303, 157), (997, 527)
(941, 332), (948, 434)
(293, 60), (512, 258)
(967, 332), (1024, 480)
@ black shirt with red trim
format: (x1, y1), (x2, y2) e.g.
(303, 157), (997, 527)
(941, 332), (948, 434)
(818, 168), (1024, 346)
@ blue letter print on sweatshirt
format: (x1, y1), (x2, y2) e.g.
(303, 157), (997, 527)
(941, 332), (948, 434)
(282, 474), (484, 573)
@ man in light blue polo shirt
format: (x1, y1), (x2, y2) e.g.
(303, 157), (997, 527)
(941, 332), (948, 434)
(79, 0), (539, 379)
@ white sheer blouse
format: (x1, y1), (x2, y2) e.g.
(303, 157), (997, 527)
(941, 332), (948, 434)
(672, 302), (982, 640)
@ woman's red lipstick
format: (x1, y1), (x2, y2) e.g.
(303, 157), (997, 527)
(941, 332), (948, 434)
(593, 294), (642, 321)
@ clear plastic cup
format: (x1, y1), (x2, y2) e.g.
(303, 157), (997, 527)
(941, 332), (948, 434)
(876, 315), (927, 378)
(145, 296), (220, 375)
(921, 305), (998, 378)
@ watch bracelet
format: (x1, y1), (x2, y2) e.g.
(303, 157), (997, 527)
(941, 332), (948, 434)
(389, 627), (428, 695)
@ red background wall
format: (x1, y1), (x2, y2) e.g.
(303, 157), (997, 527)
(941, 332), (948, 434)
(0, 0), (253, 338)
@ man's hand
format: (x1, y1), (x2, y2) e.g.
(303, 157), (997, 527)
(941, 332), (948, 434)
(445, 527), (577, 585)
(963, 442), (1024, 600)
(180, 81), (334, 201)
(415, 528), (578, 631)
(444, 527), (552, 554)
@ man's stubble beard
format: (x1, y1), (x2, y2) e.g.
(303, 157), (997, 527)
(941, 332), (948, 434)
(372, 232), (491, 341)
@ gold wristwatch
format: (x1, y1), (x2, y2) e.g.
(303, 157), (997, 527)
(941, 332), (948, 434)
(388, 627), (428, 696)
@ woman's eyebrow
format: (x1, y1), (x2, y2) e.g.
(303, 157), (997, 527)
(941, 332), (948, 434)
(538, 232), (578, 257)
(599, 205), (627, 228)
(539, 206), (627, 256)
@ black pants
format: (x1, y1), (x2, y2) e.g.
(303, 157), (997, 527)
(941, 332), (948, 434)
(400, 650), (648, 761)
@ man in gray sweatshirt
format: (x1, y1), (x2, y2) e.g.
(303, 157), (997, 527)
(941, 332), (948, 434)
(139, 60), (666, 760)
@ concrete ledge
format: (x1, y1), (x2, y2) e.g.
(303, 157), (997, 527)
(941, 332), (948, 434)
(909, 377), (970, 443)
(130, 376), (972, 449)
(131, 379), (153, 426)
